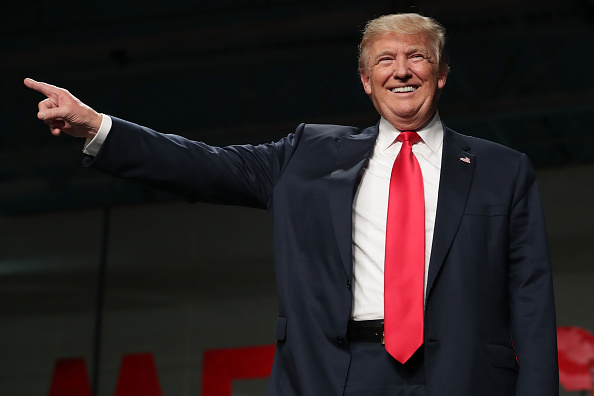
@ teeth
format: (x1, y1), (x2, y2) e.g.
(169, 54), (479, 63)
(392, 86), (416, 93)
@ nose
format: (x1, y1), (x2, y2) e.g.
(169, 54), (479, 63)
(392, 56), (411, 79)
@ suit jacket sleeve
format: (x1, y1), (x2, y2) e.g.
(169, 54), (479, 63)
(82, 117), (301, 209)
(508, 154), (558, 395)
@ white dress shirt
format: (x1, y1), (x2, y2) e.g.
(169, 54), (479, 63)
(351, 113), (443, 321)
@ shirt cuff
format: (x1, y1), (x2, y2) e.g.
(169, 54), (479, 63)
(83, 114), (112, 157)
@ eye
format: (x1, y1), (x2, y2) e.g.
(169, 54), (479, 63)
(377, 56), (393, 66)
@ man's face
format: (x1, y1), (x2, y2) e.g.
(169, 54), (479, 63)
(360, 32), (447, 131)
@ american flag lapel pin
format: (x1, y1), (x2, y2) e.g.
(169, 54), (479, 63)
(460, 156), (471, 164)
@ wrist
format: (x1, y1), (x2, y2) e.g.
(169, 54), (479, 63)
(90, 112), (103, 135)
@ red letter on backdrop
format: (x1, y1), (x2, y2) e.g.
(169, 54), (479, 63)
(201, 344), (276, 396)
(114, 353), (163, 396)
(48, 346), (274, 396)
(557, 326), (594, 392)
(48, 358), (92, 396)
(48, 353), (162, 396)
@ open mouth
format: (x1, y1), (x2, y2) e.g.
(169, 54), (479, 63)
(391, 86), (417, 93)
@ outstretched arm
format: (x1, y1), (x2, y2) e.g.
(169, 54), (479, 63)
(23, 78), (102, 139)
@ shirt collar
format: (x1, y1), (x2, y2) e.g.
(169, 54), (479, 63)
(377, 112), (444, 153)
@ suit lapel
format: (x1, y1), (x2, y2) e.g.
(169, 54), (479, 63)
(326, 124), (474, 291)
(328, 125), (378, 279)
(426, 127), (475, 299)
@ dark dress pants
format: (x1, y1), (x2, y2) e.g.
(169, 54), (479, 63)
(344, 342), (426, 396)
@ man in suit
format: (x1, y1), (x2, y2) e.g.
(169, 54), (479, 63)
(25, 13), (558, 396)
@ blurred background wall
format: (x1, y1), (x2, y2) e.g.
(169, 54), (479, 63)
(1, 0), (593, 395)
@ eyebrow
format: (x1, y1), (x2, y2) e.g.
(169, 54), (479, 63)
(407, 46), (431, 57)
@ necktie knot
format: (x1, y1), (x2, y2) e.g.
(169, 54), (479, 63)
(397, 131), (421, 145)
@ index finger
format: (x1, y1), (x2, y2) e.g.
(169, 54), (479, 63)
(24, 78), (62, 98)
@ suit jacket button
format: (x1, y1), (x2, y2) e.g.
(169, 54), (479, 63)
(347, 281), (352, 289)
(337, 336), (345, 345)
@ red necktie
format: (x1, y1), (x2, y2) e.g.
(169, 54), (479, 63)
(384, 131), (425, 364)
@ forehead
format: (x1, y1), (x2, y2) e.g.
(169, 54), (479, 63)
(368, 32), (432, 54)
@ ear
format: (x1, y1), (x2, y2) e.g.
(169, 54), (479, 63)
(360, 69), (372, 95)
(438, 73), (447, 90)
(437, 64), (449, 90)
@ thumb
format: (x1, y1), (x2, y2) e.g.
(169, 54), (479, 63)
(38, 103), (71, 121)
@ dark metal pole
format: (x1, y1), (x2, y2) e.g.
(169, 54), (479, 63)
(91, 207), (110, 396)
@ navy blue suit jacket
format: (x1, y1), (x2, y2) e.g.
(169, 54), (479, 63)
(85, 117), (558, 396)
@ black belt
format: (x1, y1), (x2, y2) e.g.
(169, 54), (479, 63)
(347, 320), (385, 344)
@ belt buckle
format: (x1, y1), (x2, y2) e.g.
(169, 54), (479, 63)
(381, 321), (385, 345)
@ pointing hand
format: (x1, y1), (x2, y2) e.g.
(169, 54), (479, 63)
(24, 78), (102, 138)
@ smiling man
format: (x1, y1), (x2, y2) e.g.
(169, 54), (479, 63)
(359, 31), (447, 131)
(25, 13), (558, 396)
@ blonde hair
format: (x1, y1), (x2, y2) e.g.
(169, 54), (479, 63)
(358, 13), (448, 74)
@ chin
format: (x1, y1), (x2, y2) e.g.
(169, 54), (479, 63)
(392, 111), (422, 122)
